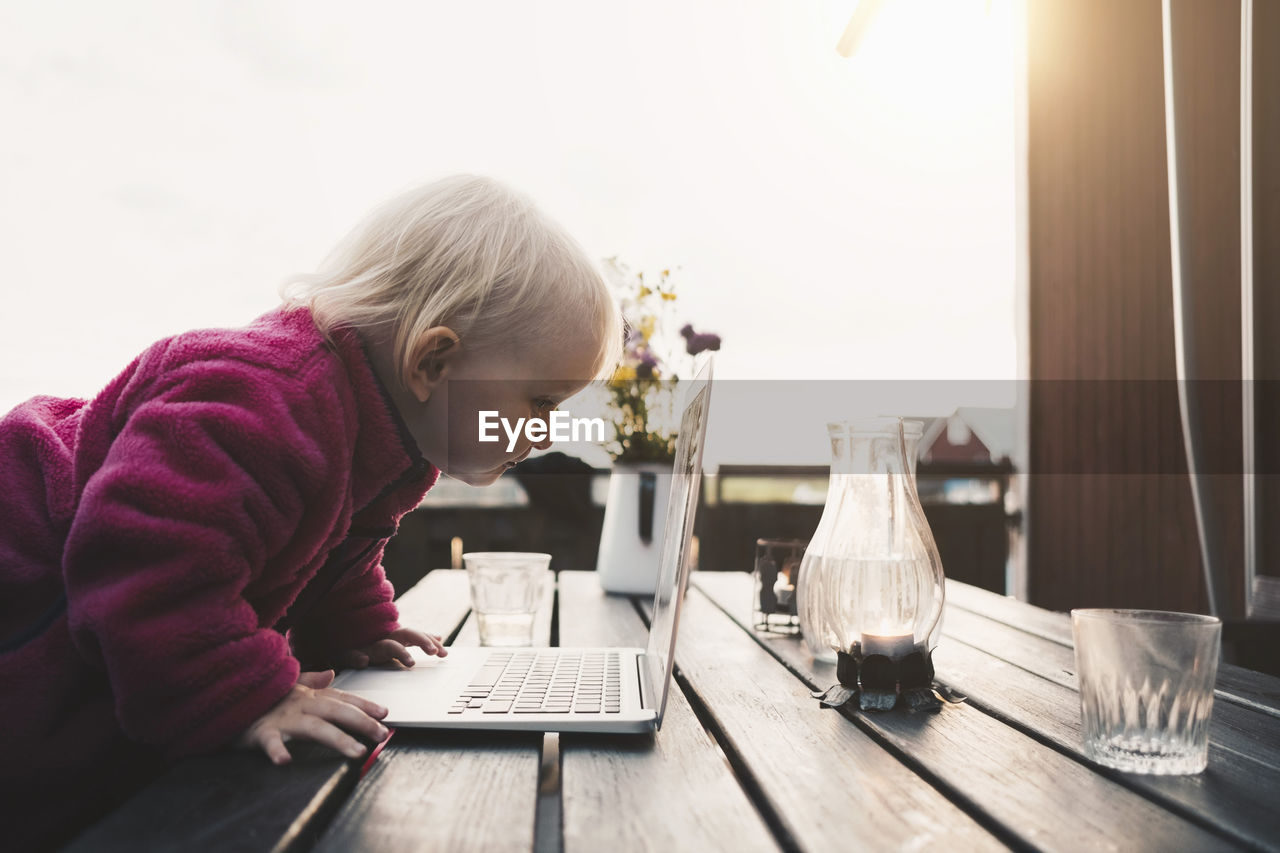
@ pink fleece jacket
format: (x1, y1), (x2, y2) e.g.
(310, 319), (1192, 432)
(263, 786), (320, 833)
(0, 306), (439, 848)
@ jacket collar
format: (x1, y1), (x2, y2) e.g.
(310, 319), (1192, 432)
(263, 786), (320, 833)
(315, 312), (440, 518)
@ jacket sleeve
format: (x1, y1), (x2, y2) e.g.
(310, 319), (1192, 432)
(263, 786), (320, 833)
(288, 539), (401, 670)
(63, 354), (346, 758)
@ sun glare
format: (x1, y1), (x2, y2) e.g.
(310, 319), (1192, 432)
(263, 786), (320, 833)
(829, 0), (1015, 121)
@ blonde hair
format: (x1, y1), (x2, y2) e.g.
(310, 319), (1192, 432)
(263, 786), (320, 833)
(280, 174), (623, 387)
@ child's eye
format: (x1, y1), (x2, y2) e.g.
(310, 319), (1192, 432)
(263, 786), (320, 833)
(534, 397), (556, 412)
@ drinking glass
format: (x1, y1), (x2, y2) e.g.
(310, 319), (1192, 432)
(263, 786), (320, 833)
(463, 552), (552, 647)
(1071, 609), (1221, 774)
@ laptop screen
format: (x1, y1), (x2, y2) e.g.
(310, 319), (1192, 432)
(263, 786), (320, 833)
(643, 356), (713, 727)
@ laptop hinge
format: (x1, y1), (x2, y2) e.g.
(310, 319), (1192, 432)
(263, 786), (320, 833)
(636, 653), (656, 711)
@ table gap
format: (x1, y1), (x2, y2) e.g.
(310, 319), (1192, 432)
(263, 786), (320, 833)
(533, 733), (562, 853)
(441, 611), (470, 647)
(270, 769), (355, 853)
(549, 572), (561, 648)
(534, 579), (563, 853)
(629, 597), (803, 853)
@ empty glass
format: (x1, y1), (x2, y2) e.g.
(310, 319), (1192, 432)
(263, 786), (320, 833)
(1071, 609), (1222, 775)
(463, 552), (552, 647)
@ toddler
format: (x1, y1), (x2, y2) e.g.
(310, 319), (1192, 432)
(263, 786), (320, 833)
(0, 174), (623, 849)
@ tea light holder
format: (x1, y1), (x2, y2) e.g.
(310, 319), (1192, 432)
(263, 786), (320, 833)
(803, 418), (948, 714)
(752, 538), (805, 634)
(831, 641), (940, 713)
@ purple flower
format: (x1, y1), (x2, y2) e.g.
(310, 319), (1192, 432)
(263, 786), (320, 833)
(680, 324), (721, 356)
(636, 349), (659, 379)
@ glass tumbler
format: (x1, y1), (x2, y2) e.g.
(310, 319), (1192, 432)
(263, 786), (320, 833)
(463, 552), (552, 647)
(1071, 609), (1222, 775)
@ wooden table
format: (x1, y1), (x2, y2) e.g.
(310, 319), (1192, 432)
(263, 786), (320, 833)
(70, 571), (1280, 852)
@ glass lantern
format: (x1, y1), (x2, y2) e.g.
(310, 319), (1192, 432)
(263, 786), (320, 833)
(797, 418), (945, 697)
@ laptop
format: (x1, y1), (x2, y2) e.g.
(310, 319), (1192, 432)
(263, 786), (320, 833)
(333, 356), (714, 733)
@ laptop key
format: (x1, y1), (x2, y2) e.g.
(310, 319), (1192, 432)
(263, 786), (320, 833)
(481, 701), (512, 713)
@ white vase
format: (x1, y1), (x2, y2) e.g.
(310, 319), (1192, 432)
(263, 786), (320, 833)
(596, 462), (673, 595)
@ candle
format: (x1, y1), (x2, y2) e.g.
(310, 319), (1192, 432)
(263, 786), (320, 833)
(772, 565), (795, 607)
(860, 630), (914, 659)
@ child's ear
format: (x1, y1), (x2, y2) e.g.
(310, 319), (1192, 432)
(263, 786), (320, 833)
(406, 326), (461, 403)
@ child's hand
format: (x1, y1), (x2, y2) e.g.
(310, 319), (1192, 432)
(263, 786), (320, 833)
(336, 626), (448, 670)
(237, 669), (389, 765)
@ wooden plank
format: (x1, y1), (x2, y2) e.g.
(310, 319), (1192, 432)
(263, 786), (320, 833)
(64, 744), (362, 853)
(65, 568), (475, 853)
(644, 579), (1008, 852)
(946, 579), (1280, 719)
(945, 578), (1074, 644)
(693, 572), (1241, 852)
(392, 567), (477, 640)
(931, 639), (1280, 852)
(315, 570), (547, 853)
(941, 606), (1280, 762)
(933, 605), (1280, 851)
(1213, 665), (1280, 719)
(555, 572), (779, 853)
(312, 730), (543, 853)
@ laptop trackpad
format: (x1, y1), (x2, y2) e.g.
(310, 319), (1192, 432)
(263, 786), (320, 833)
(333, 647), (482, 722)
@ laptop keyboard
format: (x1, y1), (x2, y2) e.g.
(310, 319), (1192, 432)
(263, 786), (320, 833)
(449, 651), (623, 715)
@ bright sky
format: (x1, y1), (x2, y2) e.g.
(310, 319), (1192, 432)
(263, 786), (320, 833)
(0, 0), (1019, 467)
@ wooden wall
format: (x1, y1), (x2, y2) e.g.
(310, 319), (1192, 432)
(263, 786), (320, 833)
(1254, 0), (1280, 617)
(1025, 0), (1242, 613)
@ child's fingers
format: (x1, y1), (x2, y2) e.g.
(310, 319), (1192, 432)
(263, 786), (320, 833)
(363, 639), (414, 666)
(259, 729), (292, 765)
(286, 712), (368, 760)
(324, 687), (389, 720)
(297, 669), (336, 689)
(392, 626), (444, 646)
(395, 628), (448, 658)
(336, 650), (371, 670)
(307, 695), (390, 744)
(422, 637), (447, 657)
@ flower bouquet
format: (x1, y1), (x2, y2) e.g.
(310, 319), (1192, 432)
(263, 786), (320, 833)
(594, 257), (721, 594)
(602, 257), (721, 464)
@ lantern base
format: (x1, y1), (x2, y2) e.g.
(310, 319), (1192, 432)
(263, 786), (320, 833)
(816, 645), (944, 713)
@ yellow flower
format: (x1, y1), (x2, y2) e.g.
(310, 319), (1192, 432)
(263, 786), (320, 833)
(638, 286), (652, 299)
(660, 292), (677, 301)
(612, 365), (637, 382)
(639, 316), (656, 339)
